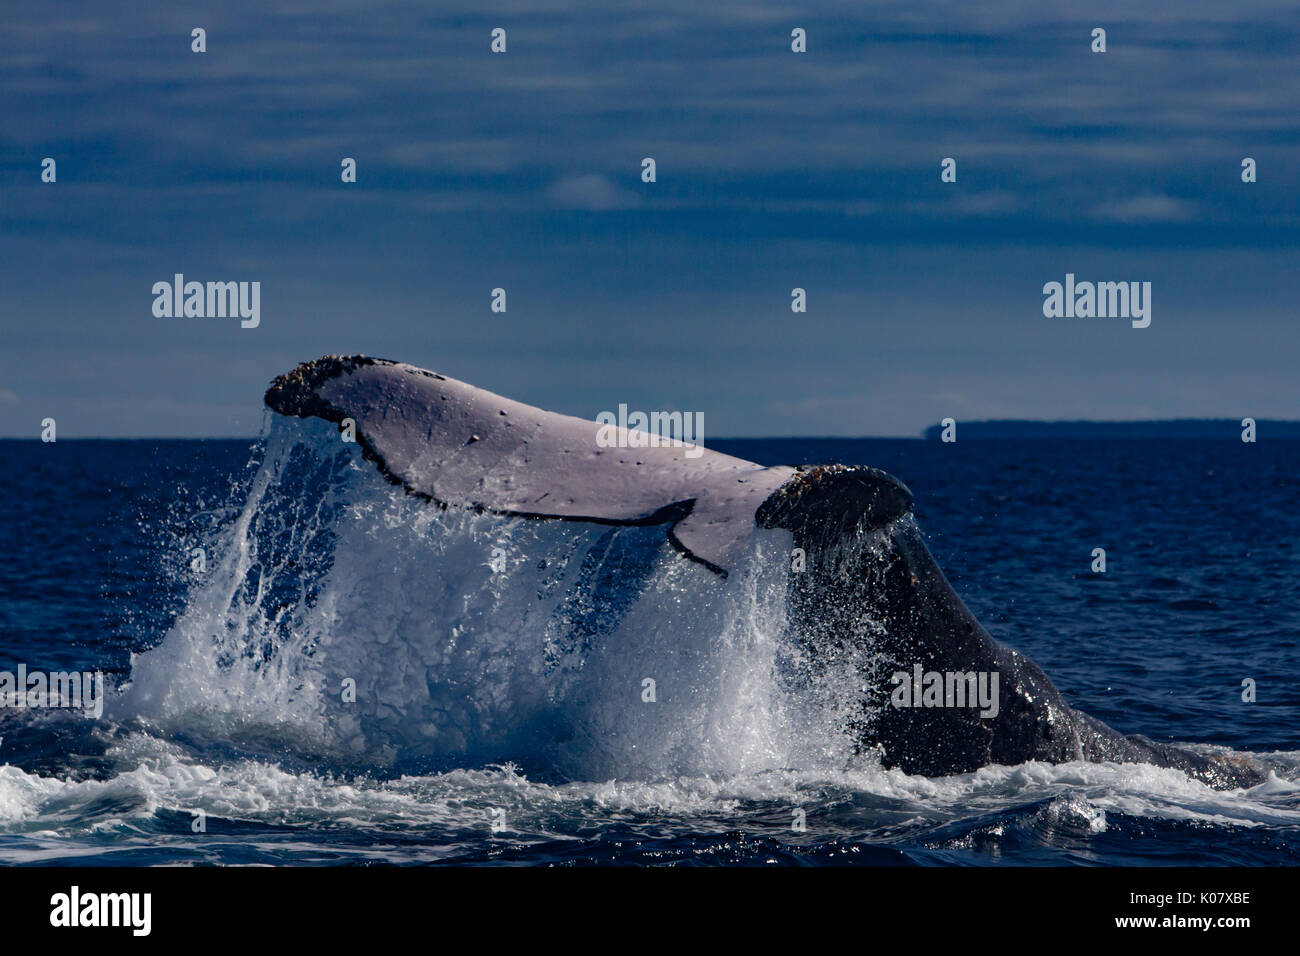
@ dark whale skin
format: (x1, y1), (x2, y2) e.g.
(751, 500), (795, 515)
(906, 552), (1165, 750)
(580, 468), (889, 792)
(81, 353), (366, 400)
(267, 356), (1266, 791)
(758, 466), (1264, 790)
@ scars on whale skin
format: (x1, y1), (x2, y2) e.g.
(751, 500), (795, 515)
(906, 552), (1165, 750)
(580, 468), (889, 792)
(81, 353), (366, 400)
(264, 355), (1264, 790)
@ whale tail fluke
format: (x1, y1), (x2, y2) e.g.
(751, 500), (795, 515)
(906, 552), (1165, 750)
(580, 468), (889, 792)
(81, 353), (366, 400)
(263, 355), (1267, 791)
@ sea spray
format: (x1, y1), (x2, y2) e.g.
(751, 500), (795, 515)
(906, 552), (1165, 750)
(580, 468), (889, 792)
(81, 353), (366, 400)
(120, 416), (885, 779)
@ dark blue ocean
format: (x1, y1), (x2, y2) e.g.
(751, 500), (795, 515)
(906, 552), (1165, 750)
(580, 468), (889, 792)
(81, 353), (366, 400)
(1, 429), (1297, 865)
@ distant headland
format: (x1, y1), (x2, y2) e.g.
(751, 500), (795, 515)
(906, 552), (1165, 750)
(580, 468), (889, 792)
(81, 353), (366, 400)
(922, 419), (1300, 440)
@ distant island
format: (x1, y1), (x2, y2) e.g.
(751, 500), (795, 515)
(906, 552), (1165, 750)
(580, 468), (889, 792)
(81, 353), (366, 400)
(922, 419), (1300, 440)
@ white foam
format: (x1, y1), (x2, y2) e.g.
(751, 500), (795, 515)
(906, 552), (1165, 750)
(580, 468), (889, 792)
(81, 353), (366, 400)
(116, 417), (856, 780)
(2, 735), (1297, 856)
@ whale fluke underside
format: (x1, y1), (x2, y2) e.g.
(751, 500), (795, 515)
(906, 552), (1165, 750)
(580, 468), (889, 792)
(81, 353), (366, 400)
(265, 355), (813, 573)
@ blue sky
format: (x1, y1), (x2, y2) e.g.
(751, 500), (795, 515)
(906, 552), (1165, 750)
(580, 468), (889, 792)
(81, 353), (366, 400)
(2, 1), (1297, 437)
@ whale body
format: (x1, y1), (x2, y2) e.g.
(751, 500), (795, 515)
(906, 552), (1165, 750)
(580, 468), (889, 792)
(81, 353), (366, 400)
(265, 355), (1263, 789)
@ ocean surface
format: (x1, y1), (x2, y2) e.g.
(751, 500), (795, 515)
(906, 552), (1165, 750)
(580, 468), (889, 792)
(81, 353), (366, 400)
(1, 425), (1297, 866)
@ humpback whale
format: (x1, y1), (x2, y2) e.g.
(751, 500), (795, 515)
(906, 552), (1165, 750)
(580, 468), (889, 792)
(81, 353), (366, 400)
(265, 355), (1263, 790)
